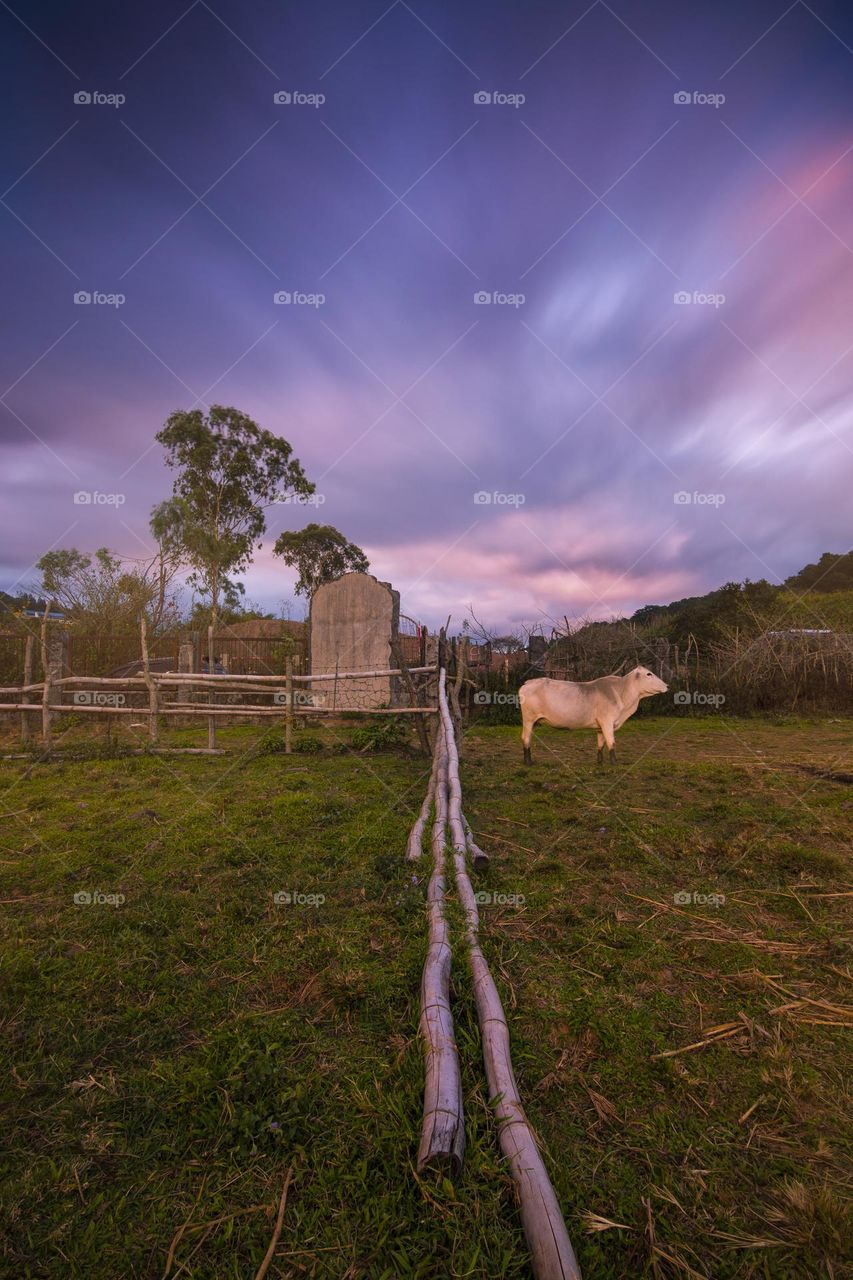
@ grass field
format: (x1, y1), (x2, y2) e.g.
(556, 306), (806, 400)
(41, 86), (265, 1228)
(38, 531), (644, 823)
(1, 714), (851, 1279)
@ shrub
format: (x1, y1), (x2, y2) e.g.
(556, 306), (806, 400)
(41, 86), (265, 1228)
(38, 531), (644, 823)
(349, 716), (407, 752)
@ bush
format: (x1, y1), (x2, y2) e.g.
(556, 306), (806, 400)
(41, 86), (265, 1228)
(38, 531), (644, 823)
(349, 716), (407, 752)
(256, 731), (323, 755)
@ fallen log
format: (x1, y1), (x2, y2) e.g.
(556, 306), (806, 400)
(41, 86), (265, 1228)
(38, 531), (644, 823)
(416, 697), (465, 1174)
(461, 808), (490, 872)
(438, 673), (581, 1280)
(406, 730), (441, 863)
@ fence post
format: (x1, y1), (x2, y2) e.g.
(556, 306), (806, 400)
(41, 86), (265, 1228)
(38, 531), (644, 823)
(140, 615), (159, 746)
(390, 636), (430, 755)
(21, 633), (34, 744)
(207, 623), (216, 752)
(39, 604), (52, 751)
(285, 656), (293, 754)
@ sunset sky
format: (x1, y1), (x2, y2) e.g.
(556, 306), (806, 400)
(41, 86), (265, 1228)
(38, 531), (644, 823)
(1, 0), (852, 630)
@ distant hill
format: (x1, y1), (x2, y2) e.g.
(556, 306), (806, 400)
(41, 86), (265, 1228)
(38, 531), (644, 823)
(624, 551), (853, 646)
(784, 550), (853, 594)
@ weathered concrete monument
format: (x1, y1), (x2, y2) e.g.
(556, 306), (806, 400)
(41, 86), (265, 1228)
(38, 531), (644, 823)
(309, 572), (401, 709)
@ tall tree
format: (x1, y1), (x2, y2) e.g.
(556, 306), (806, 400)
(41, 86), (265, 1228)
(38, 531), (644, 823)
(273, 523), (369, 597)
(35, 546), (180, 634)
(151, 406), (313, 629)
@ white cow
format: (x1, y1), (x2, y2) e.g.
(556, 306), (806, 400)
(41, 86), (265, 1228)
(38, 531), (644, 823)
(519, 667), (668, 765)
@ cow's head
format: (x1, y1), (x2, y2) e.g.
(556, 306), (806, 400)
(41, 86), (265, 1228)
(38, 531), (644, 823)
(631, 666), (668, 696)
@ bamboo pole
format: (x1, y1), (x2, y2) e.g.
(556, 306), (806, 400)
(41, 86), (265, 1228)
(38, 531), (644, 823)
(438, 672), (581, 1280)
(36, 666), (436, 686)
(461, 809), (490, 871)
(416, 690), (465, 1174)
(2, 703), (437, 717)
(39, 604), (52, 750)
(285, 657), (293, 755)
(406, 729), (441, 862)
(207, 624), (216, 752)
(21, 634), (34, 744)
(390, 636), (431, 756)
(140, 615), (159, 746)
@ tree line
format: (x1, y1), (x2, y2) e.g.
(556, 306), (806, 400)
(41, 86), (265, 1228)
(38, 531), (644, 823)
(3, 406), (369, 640)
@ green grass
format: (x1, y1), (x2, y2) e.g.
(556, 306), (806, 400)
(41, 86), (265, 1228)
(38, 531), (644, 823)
(1, 714), (851, 1278)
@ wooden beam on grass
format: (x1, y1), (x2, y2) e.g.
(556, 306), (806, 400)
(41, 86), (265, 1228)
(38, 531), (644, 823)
(416, 696), (465, 1174)
(438, 670), (581, 1280)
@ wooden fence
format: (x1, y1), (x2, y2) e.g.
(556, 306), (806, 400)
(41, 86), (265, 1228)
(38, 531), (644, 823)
(0, 663), (438, 755)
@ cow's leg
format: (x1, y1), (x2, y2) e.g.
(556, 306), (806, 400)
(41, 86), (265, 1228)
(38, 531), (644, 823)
(521, 710), (537, 765)
(601, 720), (617, 765)
(596, 731), (604, 765)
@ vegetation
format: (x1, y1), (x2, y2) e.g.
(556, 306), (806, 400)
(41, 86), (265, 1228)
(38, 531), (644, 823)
(273, 523), (369, 598)
(151, 405), (314, 629)
(2, 716), (850, 1278)
(35, 546), (181, 636)
(785, 549), (853, 594)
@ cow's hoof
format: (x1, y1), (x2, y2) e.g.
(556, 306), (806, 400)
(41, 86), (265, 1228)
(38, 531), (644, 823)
(609, 750), (617, 765)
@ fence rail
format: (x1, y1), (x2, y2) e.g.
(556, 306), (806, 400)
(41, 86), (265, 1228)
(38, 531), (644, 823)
(1, 665), (439, 753)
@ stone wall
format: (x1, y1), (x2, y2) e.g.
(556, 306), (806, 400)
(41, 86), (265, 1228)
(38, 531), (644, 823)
(309, 573), (401, 709)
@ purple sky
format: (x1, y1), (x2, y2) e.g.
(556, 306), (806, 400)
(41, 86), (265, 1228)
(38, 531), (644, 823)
(1, 0), (852, 630)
